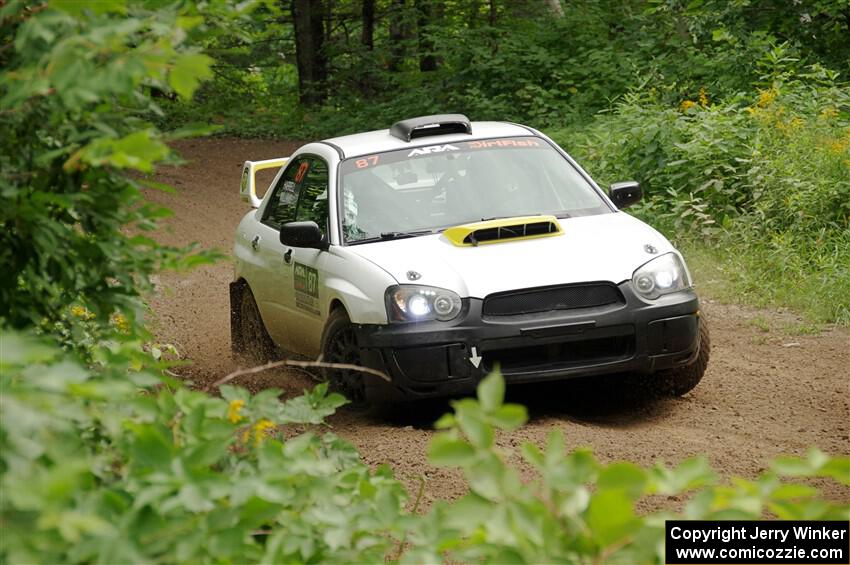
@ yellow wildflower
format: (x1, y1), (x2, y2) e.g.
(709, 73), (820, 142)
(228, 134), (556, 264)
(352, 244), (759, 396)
(756, 88), (777, 108)
(828, 139), (848, 154)
(70, 305), (92, 319)
(699, 87), (709, 107)
(112, 312), (130, 333)
(680, 100), (697, 112)
(776, 118), (801, 132)
(253, 419), (276, 447)
(820, 107), (838, 120)
(227, 399), (245, 424)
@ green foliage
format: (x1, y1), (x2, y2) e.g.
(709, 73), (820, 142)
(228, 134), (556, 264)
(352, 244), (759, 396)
(1, 332), (409, 563)
(555, 59), (850, 323)
(0, 1), (219, 335)
(162, 0), (850, 139)
(410, 371), (849, 563)
(4, 339), (848, 564)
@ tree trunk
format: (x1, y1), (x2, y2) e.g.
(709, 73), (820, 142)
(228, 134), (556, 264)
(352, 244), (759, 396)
(291, 0), (328, 105)
(416, 0), (437, 71)
(388, 0), (407, 71)
(468, 0), (480, 28)
(489, 0), (497, 26)
(361, 0), (375, 49)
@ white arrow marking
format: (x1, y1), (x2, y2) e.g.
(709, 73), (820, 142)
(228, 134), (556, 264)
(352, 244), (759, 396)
(469, 346), (482, 368)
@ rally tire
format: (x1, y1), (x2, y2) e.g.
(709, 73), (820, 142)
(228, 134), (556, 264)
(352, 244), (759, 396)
(653, 318), (711, 397)
(232, 284), (277, 366)
(320, 308), (373, 411)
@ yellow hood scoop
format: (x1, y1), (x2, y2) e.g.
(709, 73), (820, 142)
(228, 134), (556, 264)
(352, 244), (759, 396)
(443, 215), (562, 247)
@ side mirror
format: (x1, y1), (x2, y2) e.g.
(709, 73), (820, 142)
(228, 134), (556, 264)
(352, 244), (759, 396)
(609, 181), (642, 209)
(280, 221), (328, 250)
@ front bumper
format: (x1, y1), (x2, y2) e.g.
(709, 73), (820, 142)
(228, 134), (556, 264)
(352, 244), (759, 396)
(354, 283), (701, 400)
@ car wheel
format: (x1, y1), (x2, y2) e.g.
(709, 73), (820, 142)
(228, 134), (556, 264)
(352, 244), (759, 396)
(321, 308), (371, 410)
(652, 318), (711, 396)
(232, 283), (277, 366)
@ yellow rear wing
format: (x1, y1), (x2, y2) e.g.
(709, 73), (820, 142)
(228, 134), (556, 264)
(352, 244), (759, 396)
(240, 157), (289, 208)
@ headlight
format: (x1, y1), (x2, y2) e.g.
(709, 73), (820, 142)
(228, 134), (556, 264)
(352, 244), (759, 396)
(631, 253), (691, 300)
(386, 285), (462, 322)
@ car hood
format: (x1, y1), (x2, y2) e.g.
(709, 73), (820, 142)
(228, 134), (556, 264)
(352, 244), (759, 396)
(346, 213), (675, 298)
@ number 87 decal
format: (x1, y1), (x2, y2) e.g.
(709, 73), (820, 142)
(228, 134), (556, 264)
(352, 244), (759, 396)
(355, 155), (380, 169)
(294, 161), (310, 182)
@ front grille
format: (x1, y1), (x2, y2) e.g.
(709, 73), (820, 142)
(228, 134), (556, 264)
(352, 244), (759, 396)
(483, 283), (624, 317)
(483, 335), (633, 374)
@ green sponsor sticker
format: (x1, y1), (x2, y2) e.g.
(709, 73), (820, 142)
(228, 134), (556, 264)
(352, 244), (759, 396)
(293, 262), (320, 315)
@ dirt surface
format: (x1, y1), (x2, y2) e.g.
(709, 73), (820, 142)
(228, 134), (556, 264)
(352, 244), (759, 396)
(147, 137), (850, 508)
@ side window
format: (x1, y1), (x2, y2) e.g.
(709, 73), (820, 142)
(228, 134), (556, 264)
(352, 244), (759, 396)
(262, 157), (309, 229)
(295, 157), (330, 235)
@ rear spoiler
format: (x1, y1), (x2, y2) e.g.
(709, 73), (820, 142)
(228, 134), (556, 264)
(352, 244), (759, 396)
(239, 157), (289, 208)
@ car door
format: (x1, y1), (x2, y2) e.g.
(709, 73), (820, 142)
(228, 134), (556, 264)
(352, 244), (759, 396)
(249, 156), (309, 351)
(283, 156), (332, 357)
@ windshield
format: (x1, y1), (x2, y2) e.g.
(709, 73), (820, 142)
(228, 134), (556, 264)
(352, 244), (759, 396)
(339, 136), (610, 243)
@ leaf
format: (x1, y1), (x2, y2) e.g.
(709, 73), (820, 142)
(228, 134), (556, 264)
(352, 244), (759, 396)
(127, 423), (173, 468)
(545, 429), (566, 465)
(0, 332), (57, 368)
(477, 370), (505, 413)
(772, 456), (813, 476)
(467, 453), (507, 500)
(74, 130), (170, 173)
(443, 492), (493, 532)
(558, 487), (590, 517)
(651, 457), (716, 495)
(818, 458), (850, 486)
(178, 483), (215, 513)
(521, 442), (544, 468)
(598, 462), (648, 498)
(586, 489), (641, 546)
(169, 53), (214, 99)
(490, 404), (527, 430)
(770, 483), (819, 500)
(429, 433), (477, 467)
(434, 413), (456, 429)
(456, 409), (493, 449)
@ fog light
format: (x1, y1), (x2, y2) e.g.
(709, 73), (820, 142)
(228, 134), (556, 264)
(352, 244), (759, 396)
(433, 295), (451, 315)
(636, 274), (655, 293)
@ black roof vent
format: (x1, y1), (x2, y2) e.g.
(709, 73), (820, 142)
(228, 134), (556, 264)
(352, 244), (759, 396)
(389, 114), (472, 142)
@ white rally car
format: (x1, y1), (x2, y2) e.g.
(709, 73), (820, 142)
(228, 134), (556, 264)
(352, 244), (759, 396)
(231, 114), (709, 406)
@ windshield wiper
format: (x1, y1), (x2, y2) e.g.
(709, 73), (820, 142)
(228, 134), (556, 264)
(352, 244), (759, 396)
(348, 229), (436, 245)
(478, 214), (541, 222)
(380, 229), (436, 239)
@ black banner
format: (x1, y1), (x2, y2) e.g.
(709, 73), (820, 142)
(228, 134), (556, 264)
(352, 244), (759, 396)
(666, 520), (849, 564)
